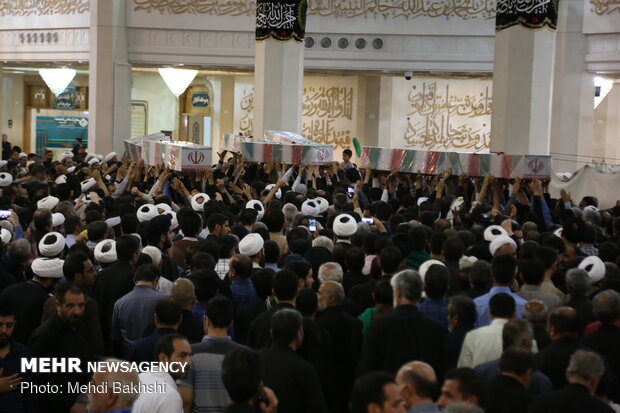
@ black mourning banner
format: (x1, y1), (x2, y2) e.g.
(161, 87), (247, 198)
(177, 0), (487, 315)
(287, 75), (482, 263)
(256, 0), (307, 42)
(496, 0), (559, 31)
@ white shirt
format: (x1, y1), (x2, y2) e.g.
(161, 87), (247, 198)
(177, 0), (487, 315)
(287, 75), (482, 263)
(132, 371), (183, 413)
(457, 318), (539, 368)
(457, 318), (508, 368)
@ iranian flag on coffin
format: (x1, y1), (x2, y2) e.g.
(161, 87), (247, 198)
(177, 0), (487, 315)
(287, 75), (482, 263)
(514, 155), (551, 179)
(124, 133), (168, 162)
(167, 142), (213, 171)
(222, 133), (242, 153)
(142, 139), (166, 165)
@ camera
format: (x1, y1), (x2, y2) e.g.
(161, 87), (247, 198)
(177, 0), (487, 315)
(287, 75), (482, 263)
(404, 71), (413, 80)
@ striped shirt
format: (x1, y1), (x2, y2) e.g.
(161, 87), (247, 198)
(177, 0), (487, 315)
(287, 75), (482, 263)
(179, 336), (247, 413)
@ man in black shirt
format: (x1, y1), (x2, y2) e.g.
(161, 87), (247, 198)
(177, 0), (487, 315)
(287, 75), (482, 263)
(30, 283), (91, 413)
(0, 301), (36, 413)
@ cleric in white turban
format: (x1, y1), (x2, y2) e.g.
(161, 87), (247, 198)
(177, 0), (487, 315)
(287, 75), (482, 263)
(191, 193), (210, 212)
(489, 235), (517, 256)
(239, 233), (264, 257)
(81, 178), (97, 193)
(246, 200), (265, 220)
(137, 204), (159, 223)
(38, 232), (66, 258)
(301, 199), (321, 217)
(0, 172), (13, 187)
(37, 196), (59, 211)
(31, 257), (65, 279)
(333, 214), (358, 240)
(95, 239), (117, 267)
(0, 228), (11, 246)
(52, 213), (65, 228)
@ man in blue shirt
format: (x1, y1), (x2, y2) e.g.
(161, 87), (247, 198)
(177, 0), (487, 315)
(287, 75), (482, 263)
(474, 254), (527, 326)
(419, 264), (450, 331)
(111, 264), (167, 355)
(229, 254), (258, 314)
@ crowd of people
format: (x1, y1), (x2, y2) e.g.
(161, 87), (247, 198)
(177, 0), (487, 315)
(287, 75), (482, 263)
(0, 142), (619, 413)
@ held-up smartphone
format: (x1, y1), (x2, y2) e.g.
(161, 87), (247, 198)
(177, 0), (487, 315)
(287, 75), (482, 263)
(0, 210), (11, 219)
(85, 194), (91, 201)
(362, 217), (374, 224)
(481, 213), (490, 220)
(309, 219), (317, 232)
(347, 187), (354, 198)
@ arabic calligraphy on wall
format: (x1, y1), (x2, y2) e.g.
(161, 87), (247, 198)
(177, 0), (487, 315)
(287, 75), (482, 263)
(233, 76), (358, 150)
(590, 0), (620, 14)
(392, 78), (492, 152)
(133, 0), (495, 19)
(0, 0), (89, 16)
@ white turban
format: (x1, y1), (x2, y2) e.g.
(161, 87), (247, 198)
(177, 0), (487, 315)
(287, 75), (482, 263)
(95, 240), (117, 264)
(55, 175), (67, 185)
(301, 200), (321, 217)
(142, 246), (162, 266)
(489, 235), (517, 256)
(459, 255), (478, 269)
(137, 204), (158, 222)
(96, 154), (104, 162)
(419, 259), (446, 283)
(191, 193), (210, 212)
(61, 152), (74, 161)
(579, 255), (606, 284)
(38, 232), (66, 257)
(166, 211), (179, 230)
(81, 178), (96, 193)
(31, 258), (65, 278)
(333, 214), (357, 238)
(19, 152), (27, 158)
(417, 197), (429, 207)
(0, 161), (7, 168)
(37, 196), (59, 211)
(105, 216), (121, 228)
(85, 153), (95, 162)
(0, 228), (11, 246)
(484, 225), (508, 242)
(239, 233), (264, 256)
(246, 200), (265, 220)
(52, 213), (65, 228)
(553, 228), (563, 238)
(0, 173), (13, 187)
(156, 203), (172, 214)
(67, 166), (76, 173)
(104, 152), (117, 162)
(264, 184), (282, 199)
(314, 197), (329, 214)
(88, 157), (100, 166)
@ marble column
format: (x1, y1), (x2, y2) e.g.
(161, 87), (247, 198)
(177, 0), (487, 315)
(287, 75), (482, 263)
(490, 26), (557, 156)
(88, 0), (131, 155)
(550, 0), (594, 172)
(253, 39), (304, 136)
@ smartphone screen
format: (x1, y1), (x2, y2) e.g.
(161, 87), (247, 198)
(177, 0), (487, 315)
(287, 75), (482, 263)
(347, 187), (354, 198)
(85, 194), (91, 201)
(362, 217), (374, 224)
(309, 219), (316, 232)
(0, 210), (11, 219)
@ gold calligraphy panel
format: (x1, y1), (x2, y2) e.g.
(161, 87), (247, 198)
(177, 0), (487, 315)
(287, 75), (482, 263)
(393, 78), (492, 152)
(133, 0), (495, 19)
(0, 0), (89, 16)
(233, 76), (358, 150)
(590, 0), (620, 15)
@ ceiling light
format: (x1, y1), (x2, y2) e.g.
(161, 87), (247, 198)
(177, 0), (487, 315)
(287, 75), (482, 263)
(38, 68), (76, 96)
(158, 67), (197, 98)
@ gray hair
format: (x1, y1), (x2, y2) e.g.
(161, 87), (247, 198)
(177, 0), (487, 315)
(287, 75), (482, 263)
(313, 236), (334, 253)
(96, 358), (140, 408)
(502, 318), (534, 350)
(142, 246), (162, 266)
(9, 239), (32, 263)
(443, 402), (485, 413)
(55, 200), (75, 217)
(567, 350), (604, 381)
(583, 210), (601, 226)
(318, 262), (343, 284)
(390, 270), (423, 303)
(566, 268), (590, 295)
(282, 203), (298, 224)
(592, 290), (620, 323)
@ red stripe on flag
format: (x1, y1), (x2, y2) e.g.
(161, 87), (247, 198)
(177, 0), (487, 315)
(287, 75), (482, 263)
(292, 145), (302, 165)
(468, 154), (480, 176)
(263, 144), (273, 163)
(501, 155), (513, 178)
(425, 151), (440, 175)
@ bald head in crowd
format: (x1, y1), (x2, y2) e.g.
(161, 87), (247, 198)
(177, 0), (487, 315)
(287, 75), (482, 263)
(318, 281), (345, 311)
(171, 278), (196, 310)
(396, 361), (437, 410)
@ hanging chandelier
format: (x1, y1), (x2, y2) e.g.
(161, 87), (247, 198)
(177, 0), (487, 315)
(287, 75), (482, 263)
(39, 68), (76, 96)
(158, 67), (198, 98)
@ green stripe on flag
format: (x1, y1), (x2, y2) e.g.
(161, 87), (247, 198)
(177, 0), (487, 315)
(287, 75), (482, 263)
(273, 144), (282, 162)
(448, 152), (461, 174)
(401, 150), (416, 172)
(479, 154), (490, 175)
(369, 147), (381, 168)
